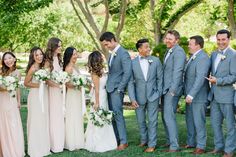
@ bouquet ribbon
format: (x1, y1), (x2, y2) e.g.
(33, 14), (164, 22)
(39, 81), (45, 113)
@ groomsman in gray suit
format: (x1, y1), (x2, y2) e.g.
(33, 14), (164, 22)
(184, 35), (210, 154)
(128, 39), (163, 153)
(162, 30), (186, 152)
(100, 32), (131, 150)
(207, 29), (236, 157)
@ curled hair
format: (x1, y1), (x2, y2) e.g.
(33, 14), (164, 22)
(1, 52), (17, 76)
(63, 47), (76, 71)
(25, 46), (45, 74)
(45, 37), (62, 71)
(87, 51), (104, 77)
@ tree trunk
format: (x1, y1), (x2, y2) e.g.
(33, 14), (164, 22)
(228, 0), (236, 39)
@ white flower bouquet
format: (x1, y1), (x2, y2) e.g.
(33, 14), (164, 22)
(51, 71), (70, 86)
(0, 75), (3, 85)
(2, 76), (19, 97)
(71, 74), (87, 89)
(233, 82), (236, 90)
(34, 69), (50, 82)
(89, 108), (113, 127)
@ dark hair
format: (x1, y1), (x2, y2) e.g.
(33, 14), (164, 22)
(190, 35), (204, 48)
(99, 32), (116, 42)
(136, 38), (149, 50)
(166, 30), (180, 40)
(45, 37), (62, 71)
(216, 29), (231, 38)
(63, 47), (76, 71)
(25, 47), (45, 74)
(87, 51), (104, 77)
(1, 52), (17, 76)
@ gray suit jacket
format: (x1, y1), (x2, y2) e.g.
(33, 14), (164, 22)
(163, 44), (186, 96)
(184, 50), (210, 103)
(208, 47), (236, 103)
(106, 46), (132, 93)
(128, 56), (163, 104)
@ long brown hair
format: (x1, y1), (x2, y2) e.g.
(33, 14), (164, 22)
(87, 51), (104, 77)
(1, 52), (17, 76)
(25, 46), (45, 74)
(45, 37), (62, 71)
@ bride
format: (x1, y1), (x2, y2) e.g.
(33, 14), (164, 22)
(85, 51), (117, 152)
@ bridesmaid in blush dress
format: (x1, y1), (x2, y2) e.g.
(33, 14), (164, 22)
(63, 47), (85, 151)
(45, 37), (65, 153)
(0, 52), (25, 157)
(24, 47), (50, 157)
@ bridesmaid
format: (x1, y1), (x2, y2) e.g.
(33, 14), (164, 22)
(63, 47), (85, 151)
(45, 37), (65, 153)
(24, 47), (50, 157)
(0, 52), (25, 157)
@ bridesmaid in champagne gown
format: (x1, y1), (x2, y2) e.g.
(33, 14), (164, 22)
(24, 47), (50, 157)
(85, 51), (117, 152)
(63, 47), (85, 151)
(0, 52), (25, 157)
(45, 37), (65, 153)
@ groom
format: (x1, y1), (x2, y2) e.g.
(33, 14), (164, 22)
(100, 32), (132, 150)
(128, 38), (163, 152)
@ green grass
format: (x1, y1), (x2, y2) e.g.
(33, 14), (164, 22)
(20, 107), (223, 157)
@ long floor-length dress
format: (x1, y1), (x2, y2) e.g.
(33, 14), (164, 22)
(27, 76), (50, 157)
(65, 69), (85, 151)
(85, 74), (117, 152)
(0, 70), (25, 157)
(48, 57), (65, 152)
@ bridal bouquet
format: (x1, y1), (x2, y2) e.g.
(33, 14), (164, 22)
(34, 69), (50, 82)
(51, 71), (70, 86)
(71, 74), (87, 89)
(2, 76), (19, 97)
(89, 108), (113, 127)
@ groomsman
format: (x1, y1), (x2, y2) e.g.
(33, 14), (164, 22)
(207, 29), (236, 157)
(162, 30), (186, 152)
(184, 35), (210, 154)
(100, 32), (131, 150)
(128, 39), (163, 152)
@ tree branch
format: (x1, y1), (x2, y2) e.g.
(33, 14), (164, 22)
(71, 0), (101, 51)
(101, 0), (109, 34)
(115, 0), (127, 41)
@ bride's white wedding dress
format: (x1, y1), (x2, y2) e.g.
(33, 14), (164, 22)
(85, 74), (117, 152)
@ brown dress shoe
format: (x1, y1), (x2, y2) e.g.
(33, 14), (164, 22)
(117, 144), (128, 150)
(183, 145), (195, 149)
(192, 148), (205, 154)
(138, 143), (147, 147)
(144, 147), (155, 153)
(208, 149), (223, 154)
(223, 152), (234, 157)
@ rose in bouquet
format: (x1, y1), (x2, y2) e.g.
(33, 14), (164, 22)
(89, 108), (113, 127)
(51, 71), (70, 86)
(34, 69), (50, 82)
(71, 74), (87, 90)
(2, 76), (19, 97)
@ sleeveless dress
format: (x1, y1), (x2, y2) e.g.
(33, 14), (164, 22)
(27, 73), (50, 157)
(48, 57), (65, 152)
(85, 74), (117, 152)
(0, 70), (25, 157)
(65, 69), (85, 151)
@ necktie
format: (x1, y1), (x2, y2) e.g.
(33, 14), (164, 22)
(164, 50), (171, 63)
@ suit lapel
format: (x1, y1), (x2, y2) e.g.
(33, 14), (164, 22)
(146, 56), (153, 81)
(215, 49), (230, 74)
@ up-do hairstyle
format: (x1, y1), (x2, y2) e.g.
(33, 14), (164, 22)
(136, 38), (149, 50)
(216, 29), (231, 38)
(99, 32), (116, 42)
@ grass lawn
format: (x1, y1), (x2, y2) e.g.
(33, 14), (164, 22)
(20, 107), (223, 157)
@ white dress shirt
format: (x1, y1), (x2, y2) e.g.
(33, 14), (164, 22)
(164, 48), (172, 63)
(109, 44), (120, 66)
(139, 55), (149, 81)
